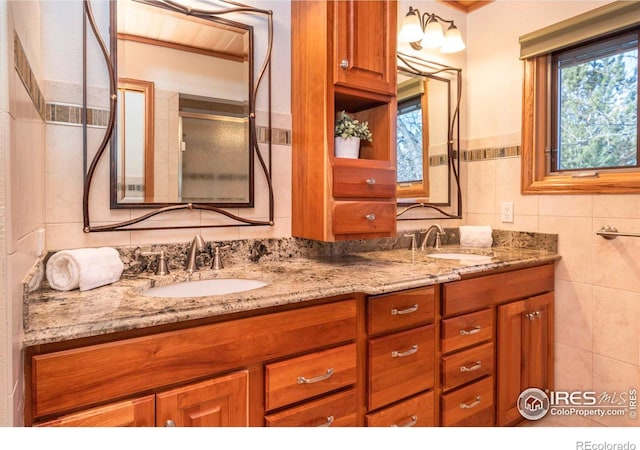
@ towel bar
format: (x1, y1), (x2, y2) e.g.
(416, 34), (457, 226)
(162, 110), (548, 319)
(596, 225), (640, 240)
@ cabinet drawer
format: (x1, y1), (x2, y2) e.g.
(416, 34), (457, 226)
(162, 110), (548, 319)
(333, 165), (396, 198)
(441, 377), (494, 427)
(441, 342), (494, 392)
(265, 389), (357, 427)
(366, 391), (434, 427)
(332, 202), (396, 235)
(443, 264), (555, 316)
(368, 325), (435, 411)
(265, 343), (357, 411)
(441, 309), (493, 354)
(31, 300), (356, 419)
(368, 286), (435, 335)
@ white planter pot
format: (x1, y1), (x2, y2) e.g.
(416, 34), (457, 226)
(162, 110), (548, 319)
(334, 137), (361, 159)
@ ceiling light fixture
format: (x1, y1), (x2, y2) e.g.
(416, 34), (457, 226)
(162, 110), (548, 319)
(399, 6), (466, 54)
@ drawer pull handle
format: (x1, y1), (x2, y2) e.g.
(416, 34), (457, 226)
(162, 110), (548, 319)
(366, 178), (376, 185)
(525, 311), (541, 320)
(460, 396), (482, 409)
(340, 59), (349, 69)
(165, 419), (176, 427)
(460, 361), (482, 372)
(365, 213), (376, 221)
(391, 304), (419, 315)
(297, 368), (334, 384)
(459, 326), (481, 336)
(391, 344), (418, 358)
(391, 415), (418, 427)
(317, 415), (334, 427)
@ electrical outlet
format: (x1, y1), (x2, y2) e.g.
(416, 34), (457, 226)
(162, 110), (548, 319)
(501, 202), (514, 223)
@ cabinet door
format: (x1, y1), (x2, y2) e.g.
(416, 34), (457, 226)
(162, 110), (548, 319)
(36, 395), (155, 427)
(333, 0), (396, 95)
(496, 293), (554, 426)
(156, 371), (249, 427)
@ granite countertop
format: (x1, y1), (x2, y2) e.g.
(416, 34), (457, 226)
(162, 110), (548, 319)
(23, 245), (560, 347)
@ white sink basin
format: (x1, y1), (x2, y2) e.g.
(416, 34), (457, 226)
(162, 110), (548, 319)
(427, 253), (493, 263)
(141, 278), (268, 298)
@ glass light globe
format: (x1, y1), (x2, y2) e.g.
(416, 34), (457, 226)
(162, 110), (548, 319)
(441, 25), (466, 53)
(421, 19), (445, 49)
(399, 11), (424, 43)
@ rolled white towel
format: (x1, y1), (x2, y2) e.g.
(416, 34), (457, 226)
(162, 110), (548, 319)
(459, 225), (493, 248)
(46, 247), (124, 291)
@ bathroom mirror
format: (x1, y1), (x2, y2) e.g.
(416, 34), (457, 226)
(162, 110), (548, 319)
(82, 0), (274, 232)
(395, 52), (462, 220)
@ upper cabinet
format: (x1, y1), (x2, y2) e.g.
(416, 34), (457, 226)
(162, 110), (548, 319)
(292, 0), (397, 242)
(333, 1), (397, 96)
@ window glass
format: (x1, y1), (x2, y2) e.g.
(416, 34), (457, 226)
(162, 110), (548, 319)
(551, 32), (638, 173)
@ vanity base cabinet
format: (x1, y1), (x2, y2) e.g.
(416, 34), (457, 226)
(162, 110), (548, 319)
(440, 263), (555, 427)
(26, 298), (357, 427)
(496, 292), (554, 426)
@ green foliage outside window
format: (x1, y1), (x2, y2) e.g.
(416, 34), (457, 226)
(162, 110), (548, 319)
(556, 40), (638, 171)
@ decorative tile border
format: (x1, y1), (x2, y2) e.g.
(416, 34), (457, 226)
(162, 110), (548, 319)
(463, 145), (520, 162)
(45, 102), (110, 127)
(45, 107), (291, 144)
(14, 32), (46, 121)
(257, 126), (291, 146)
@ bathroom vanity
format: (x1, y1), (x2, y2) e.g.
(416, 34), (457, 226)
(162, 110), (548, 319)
(23, 245), (558, 427)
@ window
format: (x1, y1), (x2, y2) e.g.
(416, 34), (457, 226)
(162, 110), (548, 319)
(520, 2), (640, 194)
(552, 31), (638, 173)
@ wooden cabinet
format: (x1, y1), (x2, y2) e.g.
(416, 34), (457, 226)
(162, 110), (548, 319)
(26, 299), (357, 427)
(440, 263), (555, 427)
(365, 286), (436, 425)
(497, 292), (554, 426)
(291, 0), (397, 242)
(332, 0), (397, 95)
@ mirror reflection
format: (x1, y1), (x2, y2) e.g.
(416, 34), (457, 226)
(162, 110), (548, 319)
(113, 0), (253, 207)
(396, 52), (462, 219)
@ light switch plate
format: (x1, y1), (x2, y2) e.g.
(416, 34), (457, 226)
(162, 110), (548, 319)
(501, 202), (514, 223)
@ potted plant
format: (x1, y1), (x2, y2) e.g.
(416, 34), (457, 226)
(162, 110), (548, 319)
(334, 111), (373, 158)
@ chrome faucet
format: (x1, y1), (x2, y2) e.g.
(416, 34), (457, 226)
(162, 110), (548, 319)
(420, 225), (444, 250)
(186, 235), (206, 273)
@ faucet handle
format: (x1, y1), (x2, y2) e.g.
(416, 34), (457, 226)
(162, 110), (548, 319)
(141, 249), (170, 275)
(434, 232), (442, 249)
(212, 245), (231, 270)
(403, 234), (417, 251)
